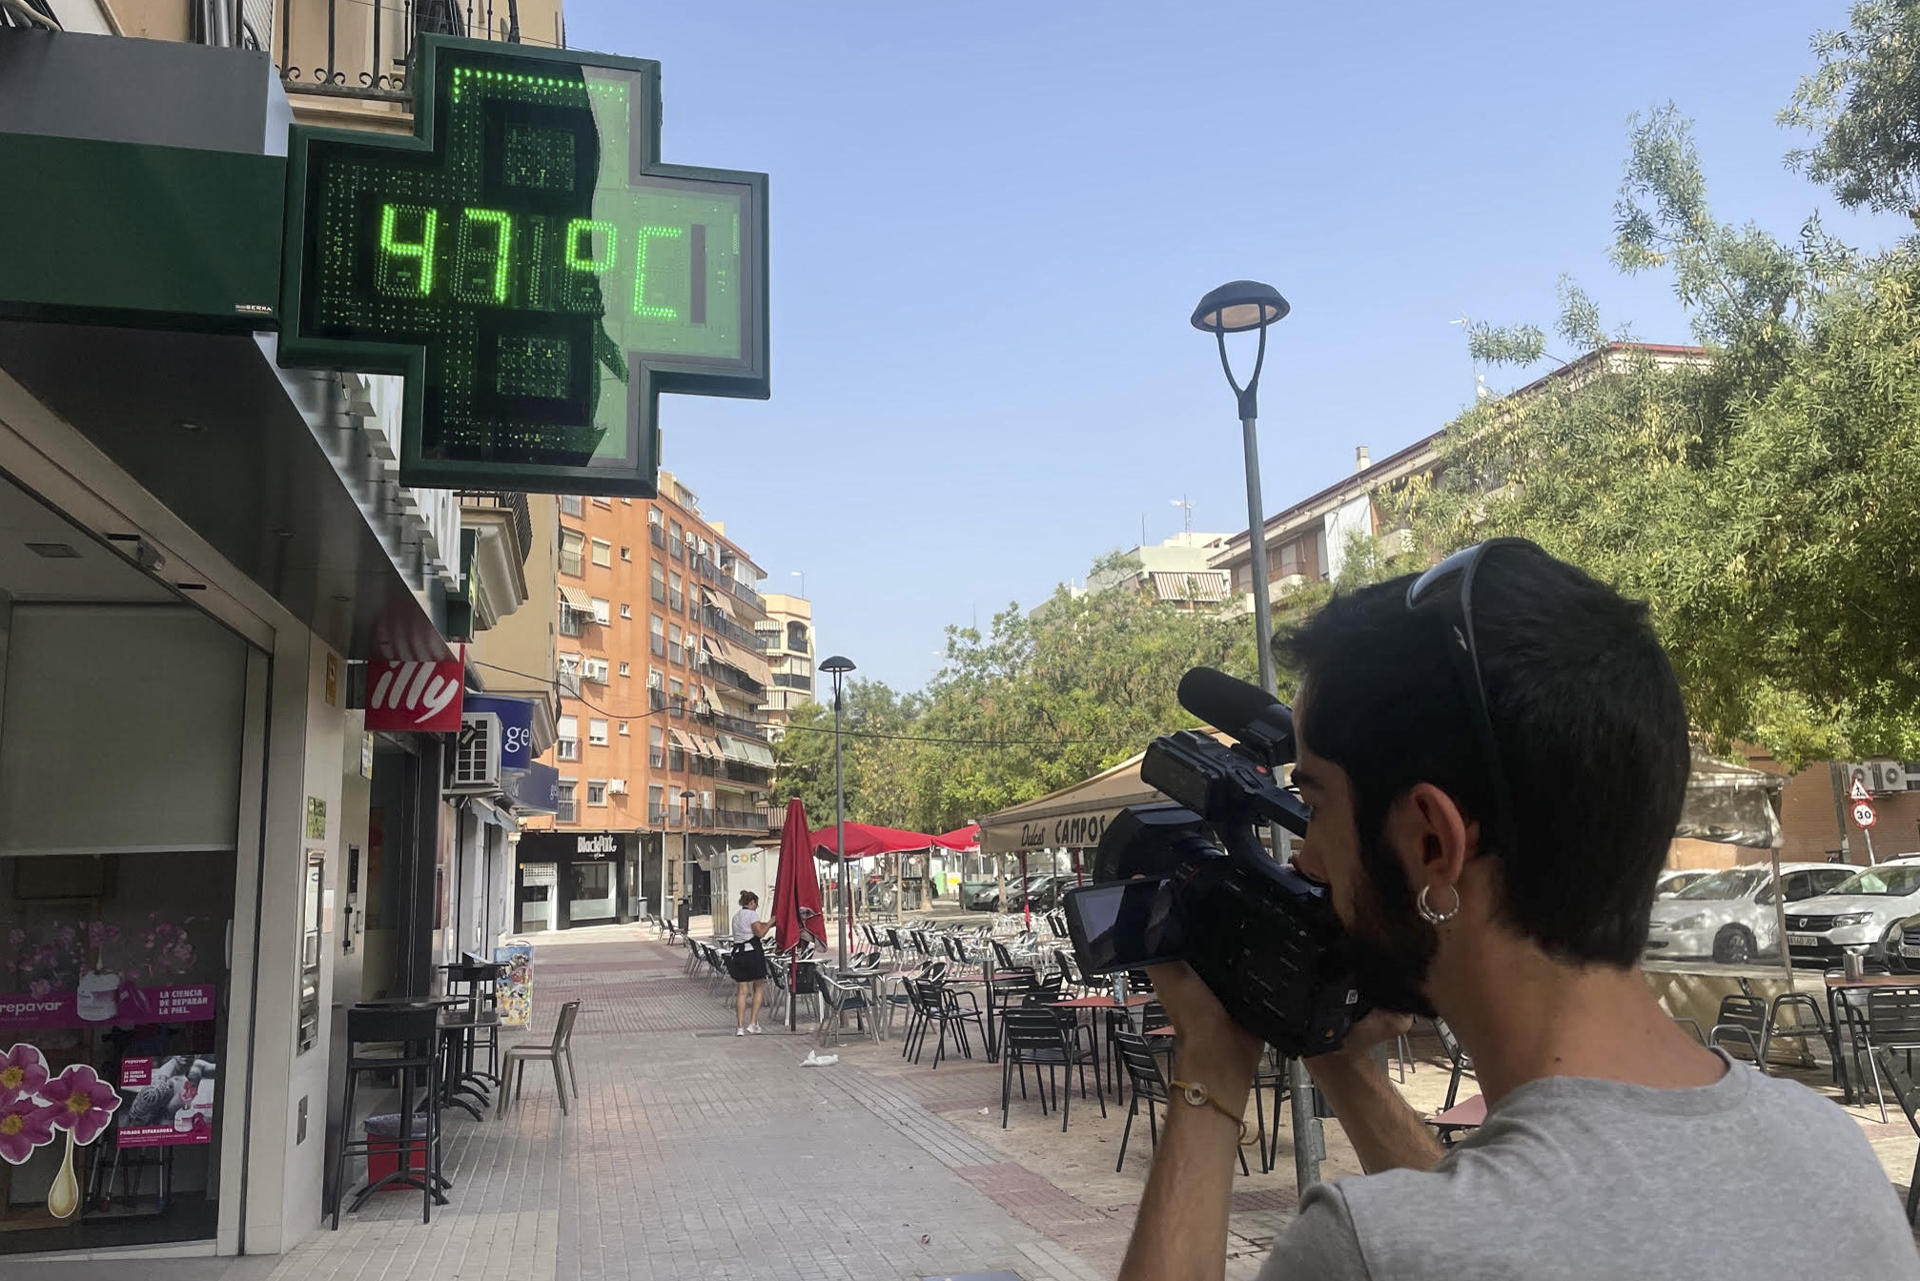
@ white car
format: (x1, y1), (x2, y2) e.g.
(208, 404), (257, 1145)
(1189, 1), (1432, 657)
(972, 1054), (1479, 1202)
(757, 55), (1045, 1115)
(1784, 857), (1920, 970)
(1645, 863), (1854, 964)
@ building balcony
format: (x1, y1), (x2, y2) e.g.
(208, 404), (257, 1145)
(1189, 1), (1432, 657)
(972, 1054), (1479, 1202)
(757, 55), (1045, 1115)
(705, 661), (766, 701)
(773, 673), (813, 692)
(646, 805), (775, 832)
(276, 0), (533, 107)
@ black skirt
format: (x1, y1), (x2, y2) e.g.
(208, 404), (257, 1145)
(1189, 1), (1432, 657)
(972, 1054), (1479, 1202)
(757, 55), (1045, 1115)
(727, 940), (768, 982)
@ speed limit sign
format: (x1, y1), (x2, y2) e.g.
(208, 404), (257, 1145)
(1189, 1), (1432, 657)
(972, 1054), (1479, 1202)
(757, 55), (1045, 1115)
(1854, 800), (1878, 829)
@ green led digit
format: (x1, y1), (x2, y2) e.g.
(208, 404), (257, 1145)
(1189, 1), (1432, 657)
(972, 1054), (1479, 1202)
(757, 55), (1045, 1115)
(453, 208), (513, 304)
(564, 218), (616, 274)
(377, 203), (438, 297)
(632, 225), (686, 319)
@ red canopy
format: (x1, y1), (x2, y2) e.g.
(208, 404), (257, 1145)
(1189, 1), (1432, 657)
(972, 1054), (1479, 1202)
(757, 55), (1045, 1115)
(809, 821), (938, 860)
(774, 799), (827, 952)
(931, 824), (980, 852)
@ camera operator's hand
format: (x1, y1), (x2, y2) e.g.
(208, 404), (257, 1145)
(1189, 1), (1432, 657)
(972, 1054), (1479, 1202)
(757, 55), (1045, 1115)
(1143, 960), (1263, 1082)
(1301, 1009), (1442, 1176)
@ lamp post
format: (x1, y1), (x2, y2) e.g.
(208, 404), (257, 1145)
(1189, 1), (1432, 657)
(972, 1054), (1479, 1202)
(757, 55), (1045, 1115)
(820, 654), (856, 971)
(791, 569), (806, 599)
(1191, 279), (1323, 1190)
(680, 788), (697, 927)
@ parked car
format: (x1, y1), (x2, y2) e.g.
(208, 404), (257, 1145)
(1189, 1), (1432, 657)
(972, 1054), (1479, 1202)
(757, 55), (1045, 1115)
(1644, 863), (1853, 964)
(1654, 869), (1718, 899)
(967, 873), (1054, 913)
(1021, 875), (1078, 912)
(1784, 857), (1920, 969)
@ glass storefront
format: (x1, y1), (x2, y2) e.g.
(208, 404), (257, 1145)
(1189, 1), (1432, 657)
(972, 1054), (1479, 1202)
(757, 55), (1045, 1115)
(0, 851), (233, 1253)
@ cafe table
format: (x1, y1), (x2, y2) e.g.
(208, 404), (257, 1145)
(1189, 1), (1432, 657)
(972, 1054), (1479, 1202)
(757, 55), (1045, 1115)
(1823, 972), (1920, 1102)
(1052, 994), (1156, 1095)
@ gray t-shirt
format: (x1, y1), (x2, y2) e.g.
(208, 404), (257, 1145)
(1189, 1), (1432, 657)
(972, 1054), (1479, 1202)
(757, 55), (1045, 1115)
(1259, 1055), (1918, 1279)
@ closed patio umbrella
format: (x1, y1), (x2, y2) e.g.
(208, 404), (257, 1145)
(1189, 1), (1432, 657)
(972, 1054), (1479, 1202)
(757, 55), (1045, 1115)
(774, 799), (826, 1030)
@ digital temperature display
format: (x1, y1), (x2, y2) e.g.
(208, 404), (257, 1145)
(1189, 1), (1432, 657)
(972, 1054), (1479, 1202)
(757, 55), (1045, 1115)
(279, 38), (769, 496)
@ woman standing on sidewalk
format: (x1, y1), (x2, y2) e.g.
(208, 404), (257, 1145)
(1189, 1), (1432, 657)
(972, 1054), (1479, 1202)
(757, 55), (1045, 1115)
(728, 891), (773, 1035)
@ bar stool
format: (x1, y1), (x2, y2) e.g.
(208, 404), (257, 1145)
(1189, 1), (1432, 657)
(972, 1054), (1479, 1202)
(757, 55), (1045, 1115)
(332, 1004), (444, 1228)
(444, 961), (505, 1089)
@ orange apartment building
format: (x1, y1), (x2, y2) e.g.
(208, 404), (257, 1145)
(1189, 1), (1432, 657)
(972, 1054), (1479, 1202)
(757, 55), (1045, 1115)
(515, 471), (778, 931)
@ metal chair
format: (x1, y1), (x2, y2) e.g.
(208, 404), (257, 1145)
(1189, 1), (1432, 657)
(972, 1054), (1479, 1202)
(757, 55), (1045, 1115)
(1846, 987), (1920, 1122)
(1874, 1048), (1920, 1225)
(1112, 1029), (1248, 1175)
(1764, 992), (1834, 1074)
(903, 979), (985, 1068)
(818, 972), (878, 1047)
(1708, 994), (1771, 1070)
(1435, 1017), (1473, 1110)
(497, 1000), (582, 1117)
(1000, 1008), (1104, 1132)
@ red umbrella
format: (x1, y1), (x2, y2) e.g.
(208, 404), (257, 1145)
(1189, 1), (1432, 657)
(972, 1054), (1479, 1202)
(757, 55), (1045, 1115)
(774, 800), (827, 952)
(808, 822), (939, 859)
(931, 824), (980, 852)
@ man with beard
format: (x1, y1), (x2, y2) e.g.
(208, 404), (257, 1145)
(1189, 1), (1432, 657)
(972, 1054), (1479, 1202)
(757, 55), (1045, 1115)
(1117, 540), (1917, 1280)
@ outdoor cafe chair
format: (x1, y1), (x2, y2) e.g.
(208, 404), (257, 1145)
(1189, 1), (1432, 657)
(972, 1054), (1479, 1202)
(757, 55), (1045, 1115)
(1845, 986), (1920, 1122)
(1764, 991), (1835, 1073)
(904, 979), (985, 1069)
(1435, 1017), (1474, 1111)
(818, 972), (879, 1048)
(1874, 1049), (1920, 1226)
(1708, 994), (1771, 1070)
(496, 1000), (582, 1118)
(1001, 1008), (1104, 1133)
(1111, 1029), (1250, 1176)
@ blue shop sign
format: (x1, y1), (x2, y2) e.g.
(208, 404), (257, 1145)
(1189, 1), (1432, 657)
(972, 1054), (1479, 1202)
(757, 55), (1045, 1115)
(501, 761), (560, 814)
(466, 695), (536, 769)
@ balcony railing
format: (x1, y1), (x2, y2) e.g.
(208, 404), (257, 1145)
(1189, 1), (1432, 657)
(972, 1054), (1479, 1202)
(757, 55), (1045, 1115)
(698, 709), (768, 739)
(721, 761), (771, 787)
(648, 687), (668, 711)
(279, 0), (526, 104)
(773, 673), (813, 692)
(707, 662), (765, 701)
(649, 525), (666, 550)
(702, 608), (770, 652)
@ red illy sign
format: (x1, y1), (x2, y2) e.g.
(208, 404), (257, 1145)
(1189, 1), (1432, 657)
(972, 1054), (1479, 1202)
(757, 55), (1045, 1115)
(365, 649), (465, 732)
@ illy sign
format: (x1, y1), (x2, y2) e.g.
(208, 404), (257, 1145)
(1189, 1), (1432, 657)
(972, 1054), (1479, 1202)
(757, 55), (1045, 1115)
(366, 650), (465, 732)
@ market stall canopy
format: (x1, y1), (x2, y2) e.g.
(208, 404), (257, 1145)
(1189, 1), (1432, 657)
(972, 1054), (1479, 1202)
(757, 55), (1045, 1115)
(1675, 748), (1784, 849)
(810, 822), (939, 860)
(932, 824), (980, 852)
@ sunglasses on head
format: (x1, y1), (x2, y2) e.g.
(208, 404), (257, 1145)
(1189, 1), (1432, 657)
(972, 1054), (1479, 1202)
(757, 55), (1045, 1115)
(1404, 538), (1541, 859)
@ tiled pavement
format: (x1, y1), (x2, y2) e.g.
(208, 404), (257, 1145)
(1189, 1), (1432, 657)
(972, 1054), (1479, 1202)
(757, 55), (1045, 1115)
(14, 924), (1920, 1281)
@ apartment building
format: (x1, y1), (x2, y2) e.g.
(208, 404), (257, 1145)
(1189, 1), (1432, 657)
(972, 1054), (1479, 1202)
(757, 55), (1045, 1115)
(758, 591), (816, 731)
(519, 471), (777, 931)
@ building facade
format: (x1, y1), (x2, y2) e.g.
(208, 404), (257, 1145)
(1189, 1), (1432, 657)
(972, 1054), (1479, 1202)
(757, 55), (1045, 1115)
(0, 3), (562, 1263)
(517, 471), (777, 932)
(758, 591), (815, 731)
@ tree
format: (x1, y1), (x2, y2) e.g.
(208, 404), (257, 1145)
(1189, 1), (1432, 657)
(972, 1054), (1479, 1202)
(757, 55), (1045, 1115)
(769, 679), (924, 831)
(1410, 91), (1920, 767)
(1783, 0), (1920, 222)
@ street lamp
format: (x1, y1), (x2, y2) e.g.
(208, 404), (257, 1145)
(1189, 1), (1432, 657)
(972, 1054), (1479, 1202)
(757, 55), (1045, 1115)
(1190, 278), (1323, 1189)
(680, 788), (698, 926)
(820, 653), (856, 971)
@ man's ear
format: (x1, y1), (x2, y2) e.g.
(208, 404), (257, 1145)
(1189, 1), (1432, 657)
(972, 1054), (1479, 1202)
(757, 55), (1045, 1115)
(1393, 782), (1474, 891)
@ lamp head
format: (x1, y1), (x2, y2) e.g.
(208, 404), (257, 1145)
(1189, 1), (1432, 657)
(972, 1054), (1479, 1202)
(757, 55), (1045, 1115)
(1190, 280), (1290, 334)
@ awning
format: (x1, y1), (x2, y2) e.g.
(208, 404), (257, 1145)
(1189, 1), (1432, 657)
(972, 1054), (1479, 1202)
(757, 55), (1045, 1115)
(979, 753), (1158, 854)
(1149, 570), (1230, 603)
(701, 683), (721, 709)
(667, 727), (693, 752)
(1676, 748), (1785, 849)
(694, 732), (725, 758)
(702, 586), (730, 617)
(559, 585), (593, 611)
(705, 632), (733, 662)
(734, 737), (776, 767)
(717, 736), (753, 763)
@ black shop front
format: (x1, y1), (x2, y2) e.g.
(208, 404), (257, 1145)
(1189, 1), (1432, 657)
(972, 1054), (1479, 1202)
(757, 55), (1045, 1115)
(514, 832), (638, 932)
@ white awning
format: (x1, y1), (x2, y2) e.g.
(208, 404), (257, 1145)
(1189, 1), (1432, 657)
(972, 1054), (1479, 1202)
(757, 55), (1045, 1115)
(559, 585), (594, 610)
(1149, 570), (1231, 603)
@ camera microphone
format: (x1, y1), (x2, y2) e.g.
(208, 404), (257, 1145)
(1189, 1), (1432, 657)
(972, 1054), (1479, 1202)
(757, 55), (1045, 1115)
(1176, 667), (1295, 765)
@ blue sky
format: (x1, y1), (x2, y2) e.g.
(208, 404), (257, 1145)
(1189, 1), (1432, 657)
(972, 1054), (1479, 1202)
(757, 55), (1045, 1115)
(569, 0), (1904, 692)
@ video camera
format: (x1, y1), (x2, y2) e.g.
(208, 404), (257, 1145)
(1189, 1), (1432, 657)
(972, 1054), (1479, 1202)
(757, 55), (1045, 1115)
(1061, 667), (1366, 1058)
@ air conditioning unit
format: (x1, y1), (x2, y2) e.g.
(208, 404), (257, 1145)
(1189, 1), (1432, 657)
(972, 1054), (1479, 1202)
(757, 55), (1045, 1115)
(447, 713), (501, 791)
(607, 778), (628, 795)
(1872, 760), (1910, 793)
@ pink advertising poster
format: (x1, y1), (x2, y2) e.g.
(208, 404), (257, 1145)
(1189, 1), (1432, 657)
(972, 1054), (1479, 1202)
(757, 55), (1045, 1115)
(116, 1055), (216, 1148)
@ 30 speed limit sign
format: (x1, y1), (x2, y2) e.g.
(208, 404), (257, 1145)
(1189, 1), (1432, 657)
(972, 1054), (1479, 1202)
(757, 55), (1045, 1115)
(1853, 800), (1878, 829)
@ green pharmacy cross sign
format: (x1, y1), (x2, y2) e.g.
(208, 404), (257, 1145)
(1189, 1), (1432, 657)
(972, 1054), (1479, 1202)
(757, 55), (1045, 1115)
(279, 37), (768, 497)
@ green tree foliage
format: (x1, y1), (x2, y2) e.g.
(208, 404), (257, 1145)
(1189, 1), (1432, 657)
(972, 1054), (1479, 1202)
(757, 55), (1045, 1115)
(770, 679), (925, 831)
(1784, 0), (1920, 222)
(1411, 68), (1920, 767)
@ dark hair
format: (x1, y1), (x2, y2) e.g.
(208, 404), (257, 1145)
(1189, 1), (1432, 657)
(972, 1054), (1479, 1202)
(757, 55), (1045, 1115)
(739, 891), (759, 908)
(1278, 543), (1689, 967)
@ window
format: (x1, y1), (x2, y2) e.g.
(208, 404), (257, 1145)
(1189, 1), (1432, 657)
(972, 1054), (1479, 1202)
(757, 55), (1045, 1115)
(620, 546), (631, 561)
(669, 520), (684, 561)
(560, 528), (584, 577)
(558, 654), (582, 696)
(668, 734), (685, 771)
(591, 538), (612, 568)
(592, 496), (613, 508)
(648, 667), (664, 689)
(648, 783), (664, 819)
(583, 657), (610, 683)
(619, 661), (631, 677)
(669, 677), (684, 698)
(787, 621), (809, 653)
(650, 614), (666, 658)
(650, 562), (666, 602)
(559, 601), (584, 637)
(588, 719), (609, 746)
(556, 715), (579, 761)
(649, 726), (665, 767)
(669, 623), (684, 665)
(619, 722), (629, 736)
(669, 571), (684, 611)
(559, 495), (583, 517)
(591, 597), (611, 625)
(557, 779), (578, 823)
(587, 779), (607, 807)
(620, 603), (632, 619)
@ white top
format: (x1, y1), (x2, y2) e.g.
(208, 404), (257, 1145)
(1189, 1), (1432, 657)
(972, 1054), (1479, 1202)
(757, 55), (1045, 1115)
(730, 908), (760, 942)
